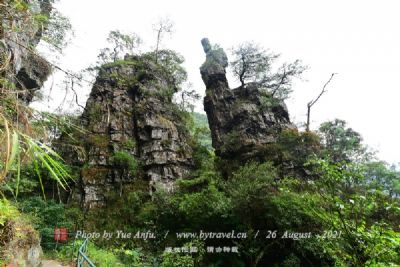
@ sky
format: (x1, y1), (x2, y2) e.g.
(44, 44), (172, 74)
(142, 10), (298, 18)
(32, 0), (400, 164)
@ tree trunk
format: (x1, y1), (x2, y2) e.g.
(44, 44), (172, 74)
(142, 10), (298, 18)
(155, 29), (161, 63)
(306, 103), (311, 131)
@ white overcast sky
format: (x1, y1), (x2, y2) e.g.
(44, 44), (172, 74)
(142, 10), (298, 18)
(33, 0), (400, 164)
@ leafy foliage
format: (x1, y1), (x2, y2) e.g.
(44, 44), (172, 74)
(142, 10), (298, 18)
(96, 48), (187, 100)
(41, 9), (73, 52)
(0, 115), (74, 199)
(17, 197), (82, 249)
(56, 239), (126, 266)
(230, 42), (279, 87)
(142, 49), (188, 91)
(363, 161), (400, 197)
(230, 42), (306, 100)
(0, 200), (18, 227)
(306, 158), (400, 266)
(111, 150), (138, 175)
(2, 5), (399, 265)
(319, 119), (370, 163)
(190, 113), (212, 151)
(98, 30), (142, 63)
(0, 0), (75, 198)
(26, 114), (397, 266)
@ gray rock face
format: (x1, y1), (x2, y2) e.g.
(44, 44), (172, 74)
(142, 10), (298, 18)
(0, 0), (52, 103)
(200, 38), (295, 161)
(71, 56), (194, 209)
(2, 220), (43, 267)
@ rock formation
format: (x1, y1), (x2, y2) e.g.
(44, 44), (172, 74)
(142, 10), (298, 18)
(0, 0), (52, 103)
(1, 218), (43, 267)
(0, 2), (52, 266)
(200, 38), (295, 161)
(66, 54), (194, 210)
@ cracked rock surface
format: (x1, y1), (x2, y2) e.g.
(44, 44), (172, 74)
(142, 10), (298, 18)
(200, 38), (295, 161)
(63, 55), (194, 209)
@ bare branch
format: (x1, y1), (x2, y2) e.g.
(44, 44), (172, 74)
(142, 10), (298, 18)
(306, 73), (337, 131)
(4, 36), (94, 85)
(271, 66), (287, 97)
(308, 73), (337, 108)
(153, 17), (174, 63)
(69, 78), (85, 110)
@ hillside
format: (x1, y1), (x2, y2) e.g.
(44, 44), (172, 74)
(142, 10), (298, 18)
(1, 1), (400, 267)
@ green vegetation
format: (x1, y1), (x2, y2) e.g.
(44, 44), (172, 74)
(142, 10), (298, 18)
(98, 30), (142, 63)
(55, 239), (126, 266)
(0, 199), (42, 264)
(121, 139), (136, 150)
(0, 0), (75, 207)
(111, 151), (138, 175)
(230, 41), (306, 100)
(259, 91), (281, 111)
(0, 200), (18, 226)
(319, 119), (369, 163)
(4, 98), (397, 266)
(191, 113), (212, 151)
(92, 30), (188, 101)
(0, 2), (78, 264)
(18, 197), (82, 249)
(102, 59), (140, 69)
(77, 118), (399, 266)
(1, 4), (399, 266)
(220, 130), (242, 154)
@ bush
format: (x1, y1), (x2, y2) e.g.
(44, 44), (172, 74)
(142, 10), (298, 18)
(18, 197), (79, 250)
(86, 242), (125, 267)
(0, 200), (18, 227)
(56, 240), (125, 266)
(0, 200), (42, 265)
(161, 252), (194, 267)
(111, 151), (138, 175)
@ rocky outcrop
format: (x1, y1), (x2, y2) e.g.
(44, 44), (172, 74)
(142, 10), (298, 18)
(200, 38), (295, 161)
(0, 0), (52, 102)
(0, 2), (52, 266)
(1, 215), (43, 267)
(67, 55), (194, 210)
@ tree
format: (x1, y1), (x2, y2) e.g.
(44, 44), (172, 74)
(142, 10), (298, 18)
(230, 41), (306, 100)
(98, 30), (142, 63)
(135, 49), (188, 95)
(363, 161), (400, 198)
(306, 73), (336, 131)
(152, 49), (187, 88)
(41, 9), (73, 52)
(176, 83), (201, 112)
(318, 119), (369, 163)
(153, 17), (174, 63)
(307, 158), (400, 266)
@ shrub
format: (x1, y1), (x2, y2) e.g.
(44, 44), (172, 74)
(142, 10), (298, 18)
(111, 151), (138, 175)
(18, 197), (78, 250)
(56, 240), (125, 266)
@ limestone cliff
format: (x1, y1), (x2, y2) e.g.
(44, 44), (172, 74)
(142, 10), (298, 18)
(200, 38), (295, 162)
(67, 54), (194, 210)
(0, 0), (52, 103)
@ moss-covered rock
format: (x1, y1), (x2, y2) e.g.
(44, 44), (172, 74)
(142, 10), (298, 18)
(62, 54), (194, 210)
(0, 200), (43, 267)
(200, 38), (295, 166)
